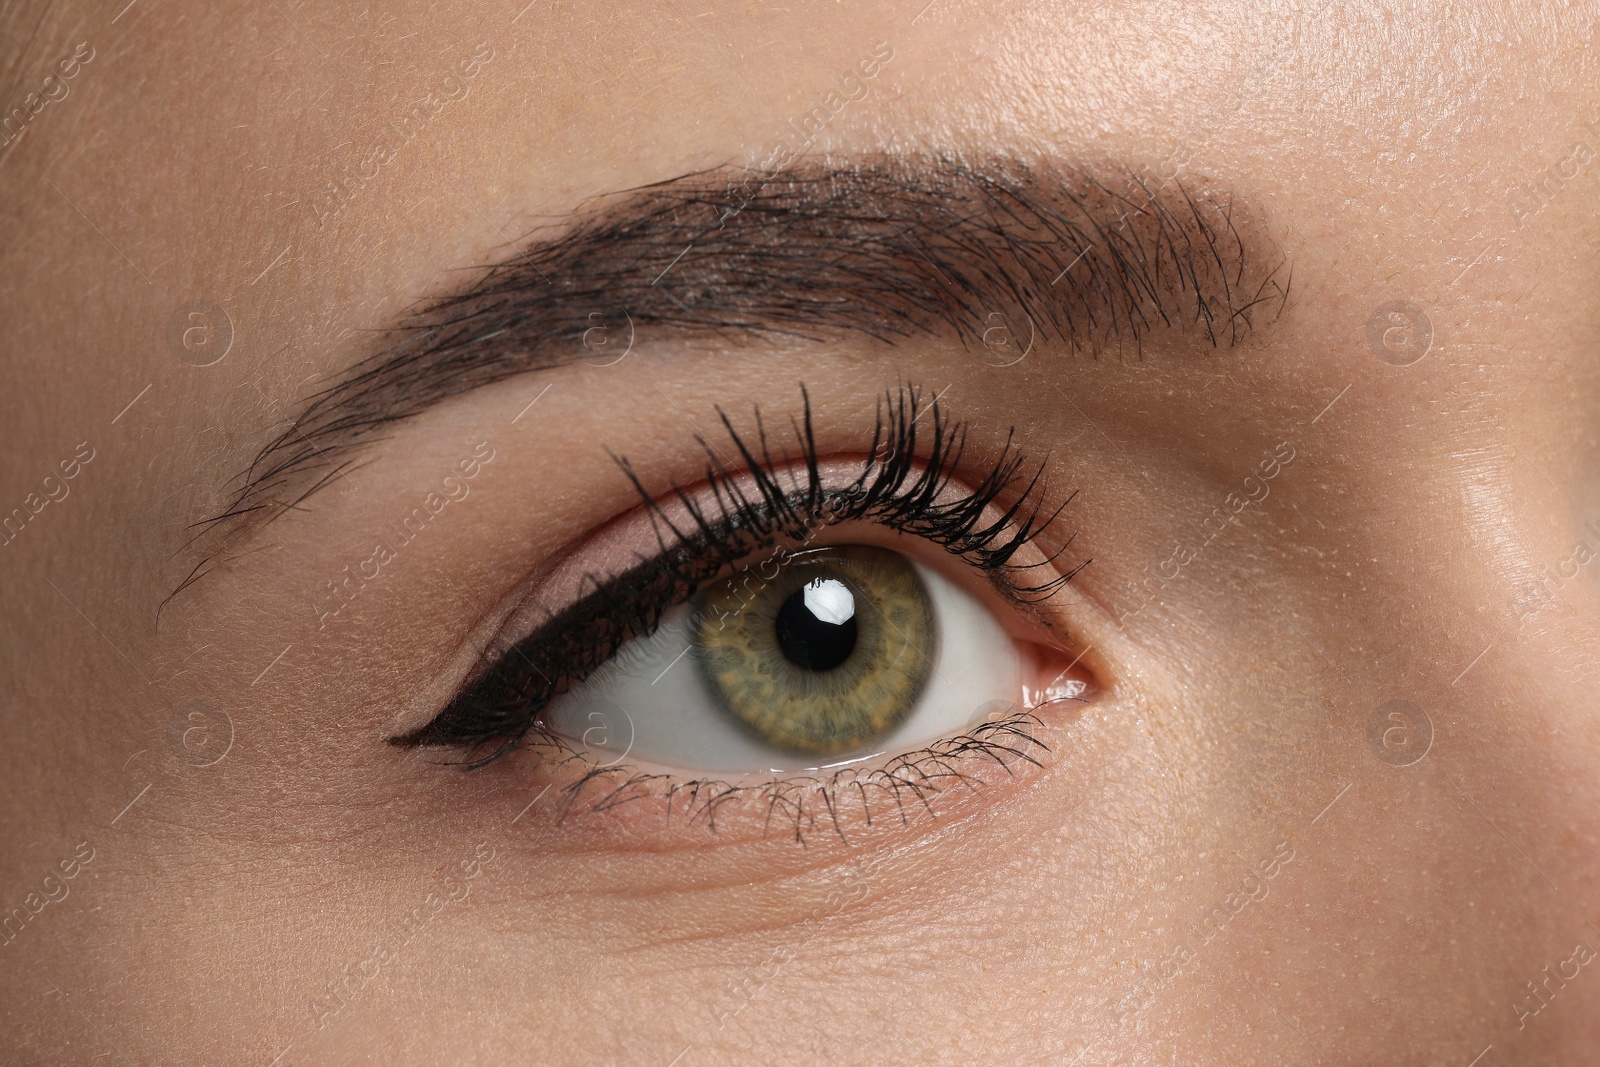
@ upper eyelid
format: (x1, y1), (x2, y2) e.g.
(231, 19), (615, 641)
(395, 385), (1081, 757)
(516, 382), (1077, 641)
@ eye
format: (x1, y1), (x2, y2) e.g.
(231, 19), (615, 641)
(396, 384), (1094, 840)
(692, 544), (942, 762)
(540, 541), (1061, 772)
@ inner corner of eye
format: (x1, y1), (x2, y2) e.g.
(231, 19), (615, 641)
(537, 540), (1081, 776)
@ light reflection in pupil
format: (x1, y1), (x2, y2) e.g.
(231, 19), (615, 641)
(776, 577), (857, 672)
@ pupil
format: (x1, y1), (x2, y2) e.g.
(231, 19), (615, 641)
(775, 577), (858, 671)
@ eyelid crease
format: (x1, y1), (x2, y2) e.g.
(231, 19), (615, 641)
(393, 383), (1087, 762)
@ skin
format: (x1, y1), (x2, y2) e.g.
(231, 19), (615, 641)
(3, 0), (1599, 1063)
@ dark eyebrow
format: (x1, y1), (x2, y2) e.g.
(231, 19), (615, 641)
(207, 156), (1288, 549)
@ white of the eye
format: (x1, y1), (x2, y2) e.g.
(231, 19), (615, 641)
(803, 578), (855, 624)
(541, 559), (1024, 774)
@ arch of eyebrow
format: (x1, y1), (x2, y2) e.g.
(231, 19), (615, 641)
(209, 155), (1288, 547)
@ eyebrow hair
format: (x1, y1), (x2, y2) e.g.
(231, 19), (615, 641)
(202, 156), (1288, 554)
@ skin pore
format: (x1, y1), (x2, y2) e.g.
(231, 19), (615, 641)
(2, 0), (1600, 1064)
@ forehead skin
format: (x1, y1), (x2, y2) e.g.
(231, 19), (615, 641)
(3, 1), (1600, 1065)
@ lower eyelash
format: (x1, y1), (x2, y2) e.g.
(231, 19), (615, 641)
(496, 707), (1054, 846)
(397, 381), (1083, 763)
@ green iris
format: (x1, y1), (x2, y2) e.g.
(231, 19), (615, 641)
(692, 545), (937, 756)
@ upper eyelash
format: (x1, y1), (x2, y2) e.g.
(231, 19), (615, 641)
(394, 382), (1083, 763)
(618, 382), (1078, 599)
